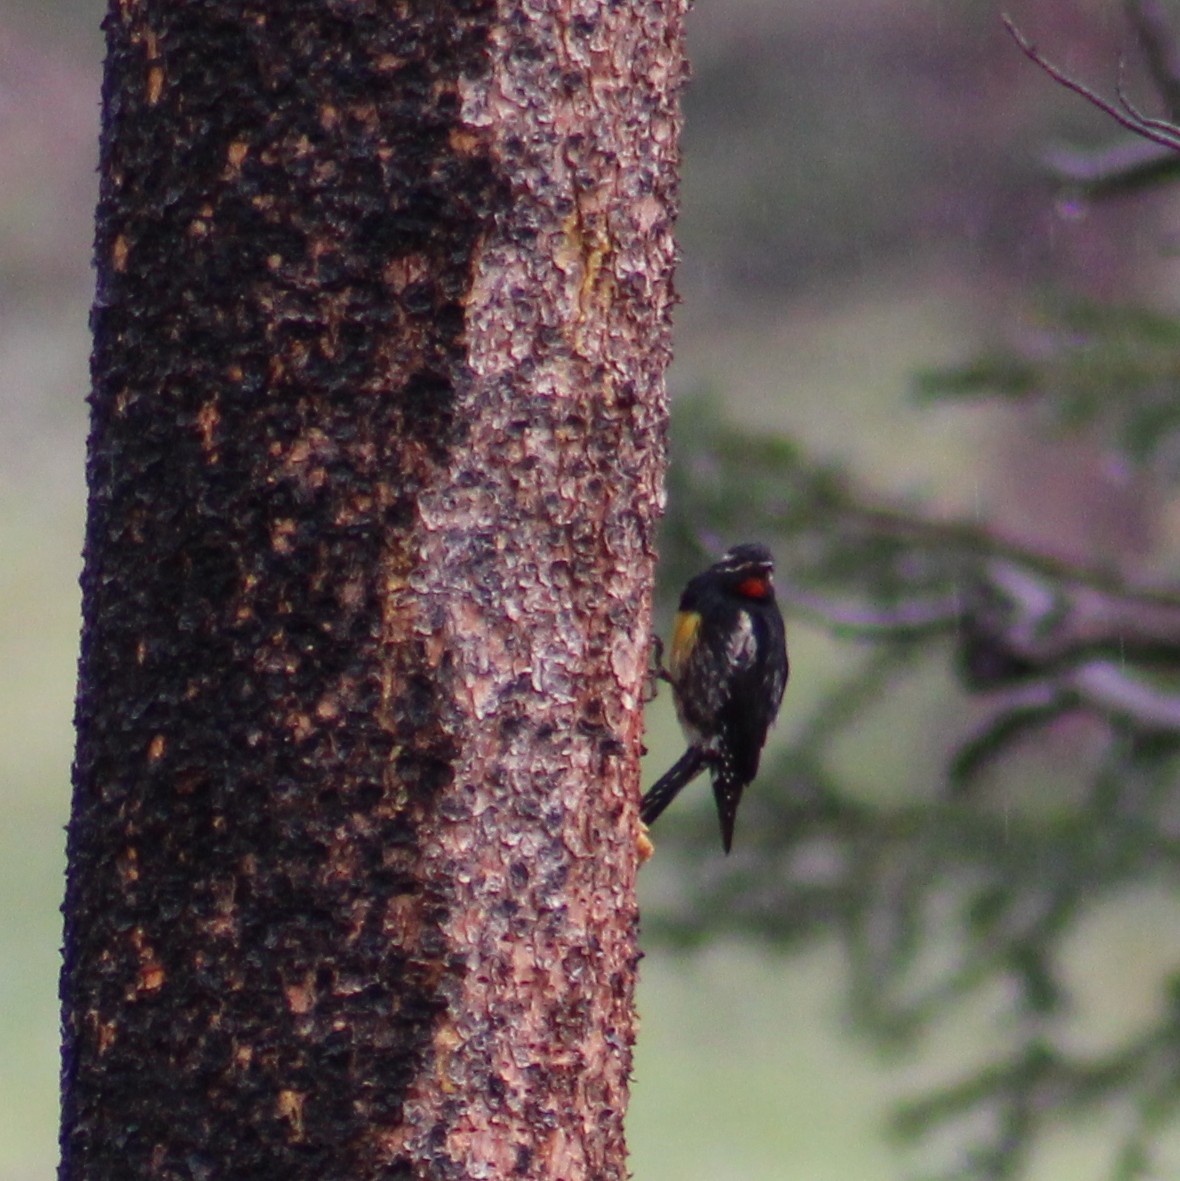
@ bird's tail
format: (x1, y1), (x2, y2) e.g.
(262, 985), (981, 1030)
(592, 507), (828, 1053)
(712, 769), (744, 854)
(640, 747), (709, 826)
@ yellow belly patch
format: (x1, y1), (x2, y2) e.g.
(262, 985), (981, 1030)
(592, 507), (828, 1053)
(669, 610), (702, 682)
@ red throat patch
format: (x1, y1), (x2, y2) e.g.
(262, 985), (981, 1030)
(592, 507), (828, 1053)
(737, 575), (770, 600)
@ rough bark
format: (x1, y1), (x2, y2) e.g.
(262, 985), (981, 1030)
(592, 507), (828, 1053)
(62, 3), (684, 1180)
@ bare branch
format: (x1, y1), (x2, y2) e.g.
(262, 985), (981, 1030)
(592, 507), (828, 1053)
(966, 559), (1180, 669)
(1043, 138), (1180, 193)
(782, 589), (960, 639)
(1069, 660), (1180, 731)
(951, 682), (1069, 787)
(1002, 13), (1180, 151)
(1116, 59), (1180, 138)
(842, 497), (1177, 597)
(952, 659), (1180, 790)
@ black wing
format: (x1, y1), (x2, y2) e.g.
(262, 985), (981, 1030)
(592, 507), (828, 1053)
(715, 605), (787, 786)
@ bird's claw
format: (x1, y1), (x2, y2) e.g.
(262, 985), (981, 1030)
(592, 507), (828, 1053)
(644, 635), (670, 702)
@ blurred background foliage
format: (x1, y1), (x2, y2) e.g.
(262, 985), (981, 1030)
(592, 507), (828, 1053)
(5, 1), (1180, 1180)
(638, 2), (1180, 1179)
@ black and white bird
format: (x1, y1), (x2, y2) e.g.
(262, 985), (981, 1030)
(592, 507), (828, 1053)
(641, 543), (788, 852)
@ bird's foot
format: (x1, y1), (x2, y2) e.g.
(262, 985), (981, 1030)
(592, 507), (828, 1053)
(643, 635), (670, 702)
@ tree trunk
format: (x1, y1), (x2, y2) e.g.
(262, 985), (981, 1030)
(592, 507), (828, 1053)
(62, 4), (684, 1180)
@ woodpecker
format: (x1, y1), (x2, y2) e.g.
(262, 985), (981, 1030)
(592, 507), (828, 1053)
(641, 543), (788, 852)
